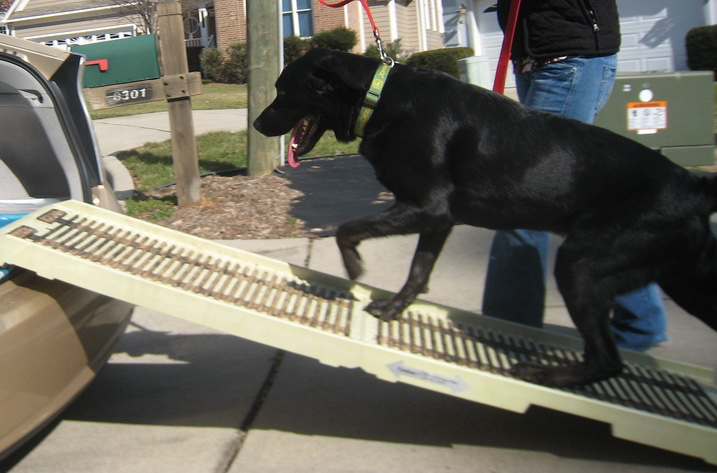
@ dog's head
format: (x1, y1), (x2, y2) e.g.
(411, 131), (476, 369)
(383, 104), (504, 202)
(253, 49), (370, 165)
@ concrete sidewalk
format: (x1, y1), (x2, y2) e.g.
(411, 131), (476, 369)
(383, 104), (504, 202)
(3, 110), (716, 472)
(93, 109), (249, 157)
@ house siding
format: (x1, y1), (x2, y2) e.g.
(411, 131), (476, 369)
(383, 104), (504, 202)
(214, 0), (445, 55)
(5, 0), (142, 45)
(396, 1), (418, 54)
(8, 0), (112, 19)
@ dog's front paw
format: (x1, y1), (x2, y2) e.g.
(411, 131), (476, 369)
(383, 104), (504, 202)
(510, 361), (622, 387)
(365, 299), (406, 322)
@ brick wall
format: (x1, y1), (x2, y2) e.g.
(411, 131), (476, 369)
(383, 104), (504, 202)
(215, 0), (247, 50)
(312, 2), (346, 33)
(214, 0), (348, 50)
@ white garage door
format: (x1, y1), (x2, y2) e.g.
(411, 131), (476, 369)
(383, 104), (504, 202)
(464, 0), (709, 83)
(475, 0), (515, 89)
(616, 0), (706, 72)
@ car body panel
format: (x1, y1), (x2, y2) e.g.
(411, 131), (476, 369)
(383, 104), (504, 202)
(0, 35), (133, 459)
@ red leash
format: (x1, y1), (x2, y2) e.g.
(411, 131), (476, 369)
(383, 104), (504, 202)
(320, 0), (520, 92)
(492, 0), (522, 95)
(318, 0), (393, 64)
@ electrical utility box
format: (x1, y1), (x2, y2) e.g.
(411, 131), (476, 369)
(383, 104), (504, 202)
(593, 71), (715, 167)
(71, 35), (161, 88)
(458, 56), (492, 89)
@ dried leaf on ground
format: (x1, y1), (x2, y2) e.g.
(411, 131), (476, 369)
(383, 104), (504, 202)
(138, 174), (312, 240)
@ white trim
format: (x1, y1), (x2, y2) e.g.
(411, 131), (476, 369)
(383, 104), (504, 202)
(3, 4), (127, 24)
(388, 0), (398, 41)
(24, 23), (137, 45)
(467, 0), (481, 55)
(705, 0), (717, 24)
(417, 0), (427, 51)
(435, 0), (445, 34)
(357, 2), (366, 52)
(430, 0), (438, 31)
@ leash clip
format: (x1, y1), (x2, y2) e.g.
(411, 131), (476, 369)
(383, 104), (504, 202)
(373, 30), (395, 66)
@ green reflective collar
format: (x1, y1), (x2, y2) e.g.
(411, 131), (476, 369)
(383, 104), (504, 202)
(354, 63), (392, 138)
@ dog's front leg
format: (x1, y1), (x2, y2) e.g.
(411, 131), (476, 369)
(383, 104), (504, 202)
(336, 202), (444, 280)
(336, 202), (453, 320)
(365, 228), (452, 321)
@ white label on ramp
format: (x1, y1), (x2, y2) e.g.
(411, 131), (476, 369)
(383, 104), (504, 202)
(388, 361), (469, 393)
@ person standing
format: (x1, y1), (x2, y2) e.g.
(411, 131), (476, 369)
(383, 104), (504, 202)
(482, 0), (668, 352)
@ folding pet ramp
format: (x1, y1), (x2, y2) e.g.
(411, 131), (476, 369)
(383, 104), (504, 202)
(1, 200), (716, 465)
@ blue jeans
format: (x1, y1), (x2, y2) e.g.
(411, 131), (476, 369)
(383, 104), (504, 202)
(482, 55), (668, 351)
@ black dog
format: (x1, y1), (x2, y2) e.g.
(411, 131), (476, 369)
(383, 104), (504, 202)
(254, 48), (717, 387)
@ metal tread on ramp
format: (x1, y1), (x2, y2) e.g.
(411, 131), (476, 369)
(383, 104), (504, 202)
(1, 200), (716, 465)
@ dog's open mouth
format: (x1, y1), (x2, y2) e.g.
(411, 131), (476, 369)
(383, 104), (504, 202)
(287, 115), (319, 168)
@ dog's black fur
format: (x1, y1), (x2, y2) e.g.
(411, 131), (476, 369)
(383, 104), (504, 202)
(254, 48), (717, 387)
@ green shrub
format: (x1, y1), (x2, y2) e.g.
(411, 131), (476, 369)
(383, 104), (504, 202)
(405, 47), (474, 77)
(284, 35), (310, 65)
(200, 47), (225, 82)
(223, 43), (248, 84)
(310, 26), (357, 52)
(686, 25), (717, 80)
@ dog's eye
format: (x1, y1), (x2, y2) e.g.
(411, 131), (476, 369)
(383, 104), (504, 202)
(276, 90), (286, 98)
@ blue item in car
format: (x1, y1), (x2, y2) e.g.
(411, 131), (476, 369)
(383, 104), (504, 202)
(0, 214), (25, 280)
(0, 213), (26, 229)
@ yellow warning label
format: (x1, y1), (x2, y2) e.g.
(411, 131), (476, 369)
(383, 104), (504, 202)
(627, 101), (667, 132)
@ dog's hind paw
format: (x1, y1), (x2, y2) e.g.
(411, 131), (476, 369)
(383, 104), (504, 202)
(510, 361), (623, 388)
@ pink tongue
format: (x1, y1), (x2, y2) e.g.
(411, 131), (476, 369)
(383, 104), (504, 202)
(287, 123), (302, 168)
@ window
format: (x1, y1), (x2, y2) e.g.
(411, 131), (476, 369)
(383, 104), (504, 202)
(282, 0), (313, 38)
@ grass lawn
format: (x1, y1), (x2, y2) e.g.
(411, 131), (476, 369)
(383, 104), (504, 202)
(120, 130), (358, 192)
(120, 130), (359, 220)
(95, 81), (359, 219)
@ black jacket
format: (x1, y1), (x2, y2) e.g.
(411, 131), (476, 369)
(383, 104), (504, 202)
(497, 0), (621, 60)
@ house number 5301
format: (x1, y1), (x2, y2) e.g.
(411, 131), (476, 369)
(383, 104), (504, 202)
(106, 85), (153, 105)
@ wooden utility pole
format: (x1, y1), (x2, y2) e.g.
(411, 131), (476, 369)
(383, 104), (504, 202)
(157, 0), (201, 206)
(247, 0), (281, 176)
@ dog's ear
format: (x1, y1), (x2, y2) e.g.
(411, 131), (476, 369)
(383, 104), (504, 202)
(307, 69), (336, 95)
(309, 54), (366, 95)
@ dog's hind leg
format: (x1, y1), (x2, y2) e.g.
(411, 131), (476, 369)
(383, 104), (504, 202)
(512, 238), (625, 387)
(659, 245), (717, 331)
